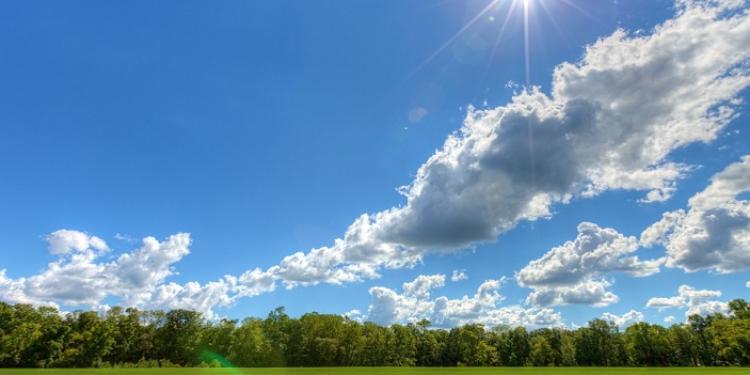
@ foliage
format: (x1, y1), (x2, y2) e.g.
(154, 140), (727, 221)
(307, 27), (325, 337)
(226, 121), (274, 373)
(0, 299), (749, 368)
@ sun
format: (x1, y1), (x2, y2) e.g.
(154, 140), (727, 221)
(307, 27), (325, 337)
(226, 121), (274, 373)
(411, 0), (591, 85)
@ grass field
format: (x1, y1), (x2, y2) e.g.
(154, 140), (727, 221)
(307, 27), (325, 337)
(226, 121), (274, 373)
(0, 369), (747, 375)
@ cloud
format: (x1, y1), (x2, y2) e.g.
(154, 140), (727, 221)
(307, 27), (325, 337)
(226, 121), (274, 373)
(646, 285), (730, 320)
(342, 309), (365, 323)
(451, 269), (468, 282)
(146, 278), (236, 317)
(517, 222), (663, 307)
(646, 296), (686, 311)
(112, 234), (192, 305)
(402, 274), (446, 298)
(362, 274), (562, 329)
(601, 310), (644, 328)
(524, 279), (620, 308)
(664, 315), (676, 325)
(640, 156), (750, 273)
(0, 232), (254, 319)
(46, 229), (108, 255)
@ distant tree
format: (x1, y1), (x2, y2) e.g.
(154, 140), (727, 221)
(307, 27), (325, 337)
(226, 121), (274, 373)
(623, 322), (672, 366)
(559, 330), (577, 366)
(262, 307), (290, 365)
(415, 320), (442, 366)
(528, 334), (553, 366)
(229, 318), (275, 366)
(0, 299), (748, 368)
(155, 309), (203, 366)
(708, 315), (750, 365)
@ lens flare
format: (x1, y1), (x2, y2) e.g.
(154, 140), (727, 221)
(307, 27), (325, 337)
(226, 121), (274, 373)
(199, 350), (245, 374)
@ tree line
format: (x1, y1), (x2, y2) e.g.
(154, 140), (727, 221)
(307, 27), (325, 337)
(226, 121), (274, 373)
(1, 299), (749, 368)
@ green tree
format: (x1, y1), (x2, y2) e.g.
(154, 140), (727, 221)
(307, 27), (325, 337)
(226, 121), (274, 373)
(155, 309), (203, 366)
(528, 334), (553, 366)
(623, 322), (672, 366)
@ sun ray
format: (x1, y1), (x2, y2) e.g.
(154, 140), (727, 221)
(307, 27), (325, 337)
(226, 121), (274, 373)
(484, 0), (521, 77)
(536, 0), (567, 42)
(408, 0), (502, 78)
(523, 0), (531, 85)
(559, 0), (602, 25)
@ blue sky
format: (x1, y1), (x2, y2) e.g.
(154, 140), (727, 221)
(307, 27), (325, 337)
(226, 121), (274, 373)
(1, 0), (749, 328)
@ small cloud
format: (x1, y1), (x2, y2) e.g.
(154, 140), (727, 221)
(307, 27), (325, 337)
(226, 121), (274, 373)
(601, 310), (644, 328)
(451, 269), (468, 282)
(114, 233), (138, 243)
(46, 229), (108, 255)
(343, 309), (365, 323)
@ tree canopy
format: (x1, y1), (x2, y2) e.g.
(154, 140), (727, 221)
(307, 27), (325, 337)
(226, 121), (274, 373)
(0, 300), (749, 368)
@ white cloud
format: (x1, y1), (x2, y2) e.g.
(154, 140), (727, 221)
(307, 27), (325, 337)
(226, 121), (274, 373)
(518, 222), (662, 307)
(687, 300), (730, 317)
(362, 274), (562, 329)
(451, 269), (468, 282)
(342, 309), (365, 323)
(112, 234), (192, 305)
(639, 210), (686, 248)
(146, 278), (236, 320)
(46, 229), (108, 255)
(640, 156), (750, 273)
(402, 274), (446, 298)
(646, 296), (686, 311)
(524, 278), (620, 308)
(0, 232), (242, 318)
(646, 284), (730, 320)
(601, 310), (644, 328)
(664, 315), (676, 324)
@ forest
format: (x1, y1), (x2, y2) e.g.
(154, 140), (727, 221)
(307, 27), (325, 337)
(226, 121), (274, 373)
(0, 299), (748, 368)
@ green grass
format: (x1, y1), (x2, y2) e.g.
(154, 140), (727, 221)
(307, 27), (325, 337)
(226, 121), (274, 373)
(0, 369), (747, 375)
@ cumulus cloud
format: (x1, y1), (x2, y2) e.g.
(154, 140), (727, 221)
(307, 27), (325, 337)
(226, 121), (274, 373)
(664, 315), (676, 325)
(46, 229), (108, 255)
(342, 309), (365, 323)
(146, 278), (237, 317)
(640, 156), (750, 273)
(601, 310), (644, 328)
(451, 269), (468, 282)
(518, 222), (663, 307)
(363, 274), (562, 328)
(646, 285), (730, 320)
(0, 232), (268, 319)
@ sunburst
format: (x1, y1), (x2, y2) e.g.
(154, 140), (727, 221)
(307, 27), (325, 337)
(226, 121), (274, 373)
(412, 0), (591, 86)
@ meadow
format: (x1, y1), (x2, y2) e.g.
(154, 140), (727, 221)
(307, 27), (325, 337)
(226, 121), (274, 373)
(0, 369), (748, 375)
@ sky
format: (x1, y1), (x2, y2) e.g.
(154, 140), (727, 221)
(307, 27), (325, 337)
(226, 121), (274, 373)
(1, 0), (750, 329)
